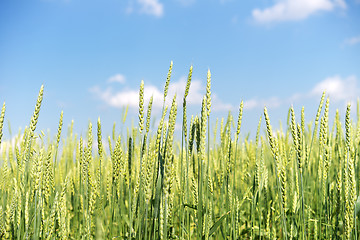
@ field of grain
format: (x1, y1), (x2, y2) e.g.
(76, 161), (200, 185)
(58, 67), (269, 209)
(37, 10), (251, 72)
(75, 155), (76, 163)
(0, 64), (359, 239)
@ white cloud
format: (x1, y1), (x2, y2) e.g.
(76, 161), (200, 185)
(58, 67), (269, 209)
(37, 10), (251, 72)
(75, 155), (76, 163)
(90, 78), (198, 110)
(92, 74), (358, 116)
(91, 77), (233, 112)
(252, 0), (346, 24)
(244, 99), (258, 110)
(168, 77), (204, 105)
(137, 0), (164, 17)
(311, 75), (359, 102)
(217, 75), (358, 113)
(108, 74), (126, 84)
(343, 36), (360, 46)
(242, 75), (358, 110)
(244, 97), (282, 110)
(212, 94), (234, 111)
(90, 84), (162, 109)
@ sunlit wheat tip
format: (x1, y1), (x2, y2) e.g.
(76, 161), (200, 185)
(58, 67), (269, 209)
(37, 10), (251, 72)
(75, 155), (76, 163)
(0, 102), (5, 146)
(97, 117), (103, 156)
(183, 98), (188, 139)
(164, 60), (173, 100)
(301, 106), (305, 134)
(236, 100), (243, 137)
(139, 80), (145, 134)
(206, 69), (211, 116)
(185, 65), (193, 98)
(345, 103), (351, 150)
(145, 95), (153, 134)
(56, 110), (63, 148)
(315, 91), (325, 124)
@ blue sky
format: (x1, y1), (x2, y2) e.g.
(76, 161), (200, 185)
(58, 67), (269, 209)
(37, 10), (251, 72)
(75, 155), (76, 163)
(0, 0), (360, 139)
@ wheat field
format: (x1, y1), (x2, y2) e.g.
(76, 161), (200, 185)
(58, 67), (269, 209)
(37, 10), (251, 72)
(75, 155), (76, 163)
(0, 63), (359, 239)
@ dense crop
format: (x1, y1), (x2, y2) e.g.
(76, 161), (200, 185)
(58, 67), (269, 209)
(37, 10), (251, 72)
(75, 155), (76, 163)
(0, 63), (359, 239)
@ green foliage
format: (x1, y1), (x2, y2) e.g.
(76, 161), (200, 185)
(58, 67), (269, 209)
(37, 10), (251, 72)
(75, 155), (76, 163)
(0, 65), (359, 239)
